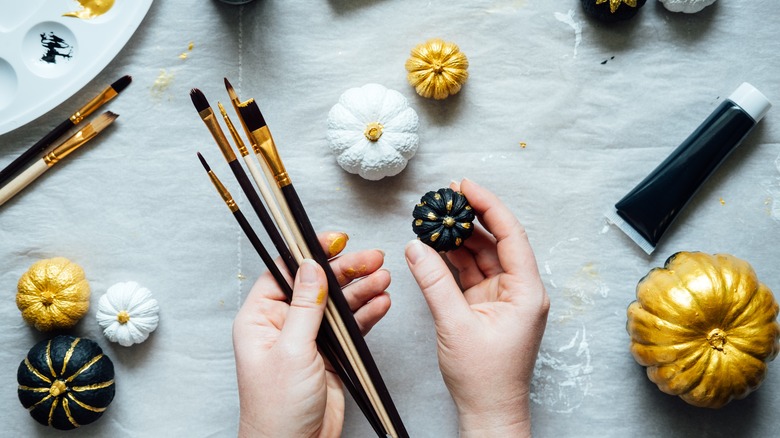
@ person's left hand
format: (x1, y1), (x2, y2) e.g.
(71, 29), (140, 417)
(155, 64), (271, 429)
(233, 232), (391, 438)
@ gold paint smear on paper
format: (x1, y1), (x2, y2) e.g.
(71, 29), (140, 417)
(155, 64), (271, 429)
(63, 0), (116, 20)
(151, 70), (174, 97)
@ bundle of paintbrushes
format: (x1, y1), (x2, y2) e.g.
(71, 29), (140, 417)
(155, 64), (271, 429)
(190, 79), (407, 438)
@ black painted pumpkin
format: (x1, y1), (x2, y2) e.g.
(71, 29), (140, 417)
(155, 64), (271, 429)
(581, 0), (647, 22)
(18, 335), (115, 430)
(412, 188), (475, 252)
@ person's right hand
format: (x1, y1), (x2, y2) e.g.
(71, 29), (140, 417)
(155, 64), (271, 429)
(405, 178), (549, 438)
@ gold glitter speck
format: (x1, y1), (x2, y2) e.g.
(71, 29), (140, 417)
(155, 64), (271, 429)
(63, 0), (115, 20)
(719, 198), (726, 206)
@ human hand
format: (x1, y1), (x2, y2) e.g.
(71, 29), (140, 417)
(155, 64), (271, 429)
(233, 232), (391, 438)
(405, 179), (549, 438)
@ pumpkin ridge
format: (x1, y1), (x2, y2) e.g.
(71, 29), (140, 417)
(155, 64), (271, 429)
(669, 263), (715, 328)
(689, 253), (731, 325)
(45, 340), (57, 379)
(71, 380), (114, 392)
(48, 397), (59, 426)
(723, 272), (765, 329)
(60, 338), (81, 376)
(24, 357), (53, 384)
(67, 392), (108, 413)
(651, 345), (712, 395)
(66, 354), (105, 383)
(62, 397), (80, 428)
(52, 257), (74, 284)
(18, 385), (50, 393)
(627, 306), (700, 345)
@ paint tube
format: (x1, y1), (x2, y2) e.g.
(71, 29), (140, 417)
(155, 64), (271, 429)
(606, 83), (772, 254)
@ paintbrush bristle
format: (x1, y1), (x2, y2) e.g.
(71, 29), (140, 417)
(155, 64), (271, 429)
(237, 99), (267, 132)
(190, 88), (211, 112)
(91, 111), (119, 132)
(224, 77), (238, 101)
(197, 152), (211, 172)
(111, 75), (132, 93)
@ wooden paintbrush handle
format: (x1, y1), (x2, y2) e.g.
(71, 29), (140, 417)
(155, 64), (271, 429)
(0, 160), (49, 207)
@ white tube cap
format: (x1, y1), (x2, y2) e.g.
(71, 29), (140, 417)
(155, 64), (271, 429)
(728, 82), (772, 122)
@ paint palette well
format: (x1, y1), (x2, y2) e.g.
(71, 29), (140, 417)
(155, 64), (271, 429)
(0, 0), (153, 135)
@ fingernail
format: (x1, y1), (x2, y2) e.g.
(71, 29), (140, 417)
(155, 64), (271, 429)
(327, 232), (349, 257)
(299, 259), (319, 284)
(376, 249), (386, 257)
(406, 239), (427, 264)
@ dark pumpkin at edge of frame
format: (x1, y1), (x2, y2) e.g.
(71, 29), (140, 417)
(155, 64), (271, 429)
(581, 0), (647, 22)
(412, 188), (475, 252)
(17, 335), (116, 430)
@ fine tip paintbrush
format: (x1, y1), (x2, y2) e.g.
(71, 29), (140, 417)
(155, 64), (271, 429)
(0, 75), (131, 186)
(189, 88), (298, 275)
(0, 111), (118, 207)
(197, 149), (384, 435)
(237, 100), (407, 438)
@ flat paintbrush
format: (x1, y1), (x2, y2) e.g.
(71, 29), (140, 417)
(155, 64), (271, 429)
(0, 75), (131, 186)
(0, 111), (118, 207)
(238, 100), (408, 438)
(197, 151), (384, 435)
(189, 88), (297, 275)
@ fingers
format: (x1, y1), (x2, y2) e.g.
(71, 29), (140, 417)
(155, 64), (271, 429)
(459, 178), (540, 280)
(353, 292), (391, 335)
(342, 268), (391, 311)
(278, 259), (329, 346)
(329, 249), (386, 286)
(405, 239), (471, 330)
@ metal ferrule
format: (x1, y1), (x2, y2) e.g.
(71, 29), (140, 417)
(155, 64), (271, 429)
(218, 103), (249, 157)
(69, 87), (117, 124)
(208, 170), (238, 213)
(250, 126), (290, 187)
(199, 108), (236, 162)
(43, 125), (98, 166)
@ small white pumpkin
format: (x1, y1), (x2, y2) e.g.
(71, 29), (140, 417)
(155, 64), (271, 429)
(327, 83), (419, 181)
(96, 281), (160, 347)
(659, 0), (716, 13)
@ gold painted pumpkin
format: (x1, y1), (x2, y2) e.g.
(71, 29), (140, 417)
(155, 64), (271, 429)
(16, 257), (90, 331)
(405, 38), (468, 100)
(627, 252), (780, 408)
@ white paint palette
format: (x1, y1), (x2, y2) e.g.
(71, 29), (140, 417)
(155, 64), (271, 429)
(0, 0), (153, 135)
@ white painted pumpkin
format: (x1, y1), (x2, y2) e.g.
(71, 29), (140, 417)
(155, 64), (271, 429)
(327, 83), (419, 181)
(96, 281), (160, 347)
(659, 0), (716, 13)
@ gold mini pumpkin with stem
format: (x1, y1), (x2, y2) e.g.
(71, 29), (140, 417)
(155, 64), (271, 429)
(16, 257), (90, 331)
(627, 252), (780, 408)
(405, 38), (469, 100)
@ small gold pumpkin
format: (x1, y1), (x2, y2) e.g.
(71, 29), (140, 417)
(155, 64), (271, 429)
(16, 257), (90, 331)
(405, 38), (469, 100)
(627, 252), (780, 408)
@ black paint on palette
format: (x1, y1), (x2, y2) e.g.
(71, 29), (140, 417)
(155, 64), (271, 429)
(40, 32), (72, 64)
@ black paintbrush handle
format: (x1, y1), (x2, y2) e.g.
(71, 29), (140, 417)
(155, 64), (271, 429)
(237, 207), (383, 434)
(227, 159), (297, 275)
(0, 119), (73, 186)
(281, 184), (408, 438)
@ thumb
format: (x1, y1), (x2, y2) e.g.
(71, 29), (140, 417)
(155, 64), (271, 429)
(279, 259), (328, 346)
(405, 240), (471, 330)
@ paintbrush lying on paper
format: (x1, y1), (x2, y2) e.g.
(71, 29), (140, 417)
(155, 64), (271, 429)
(0, 112), (118, 207)
(0, 75), (130, 186)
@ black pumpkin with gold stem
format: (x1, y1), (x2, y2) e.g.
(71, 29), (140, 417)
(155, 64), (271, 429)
(413, 188), (475, 252)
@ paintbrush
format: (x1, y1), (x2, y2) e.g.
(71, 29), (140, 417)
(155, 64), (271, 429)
(196, 150), (384, 435)
(189, 88), (297, 275)
(0, 111), (118, 207)
(0, 75), (131, 186)
(237, 99), (408, 438)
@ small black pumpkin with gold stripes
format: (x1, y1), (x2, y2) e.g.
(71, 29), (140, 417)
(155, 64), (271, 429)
(17, 335), (115, 430)
(412, 187), (475, 252)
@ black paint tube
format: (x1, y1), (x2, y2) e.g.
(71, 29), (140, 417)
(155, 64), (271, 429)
(606, 83), (771, 254)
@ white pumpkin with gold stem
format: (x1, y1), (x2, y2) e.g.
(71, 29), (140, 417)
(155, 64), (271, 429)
(96, 281), (160, 347)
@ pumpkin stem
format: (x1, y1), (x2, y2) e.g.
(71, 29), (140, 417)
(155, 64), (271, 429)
(117, 311), (131, 325)
(707, 328), (727, 351)
(364, 122), (384, 142)
(50, 380), (68, 397)
(40, 291), (56, 306)
(442, 216), (456, 228)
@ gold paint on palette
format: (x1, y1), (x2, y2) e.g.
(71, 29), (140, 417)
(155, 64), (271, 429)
(63, 0), (116, 19)
(596, 0), (637, 13)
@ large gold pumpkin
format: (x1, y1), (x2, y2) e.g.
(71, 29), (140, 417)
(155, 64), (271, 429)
(405, 38), (469, 100)
(16, 257), (90, 331)
(627, 252), (780, 408)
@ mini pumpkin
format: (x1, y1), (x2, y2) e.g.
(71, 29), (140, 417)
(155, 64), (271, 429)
(405, 38), (469, 100)
(412, 188), (475, 252)
(627, 252), (780, 408)
(659, 0), (716, 13)
(96, 281), (160, 347)
(581, 0), (647, 22)
(16, 257), (90, 331)
(18, 335), (115, 430)
(327, 83), (419, 181)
